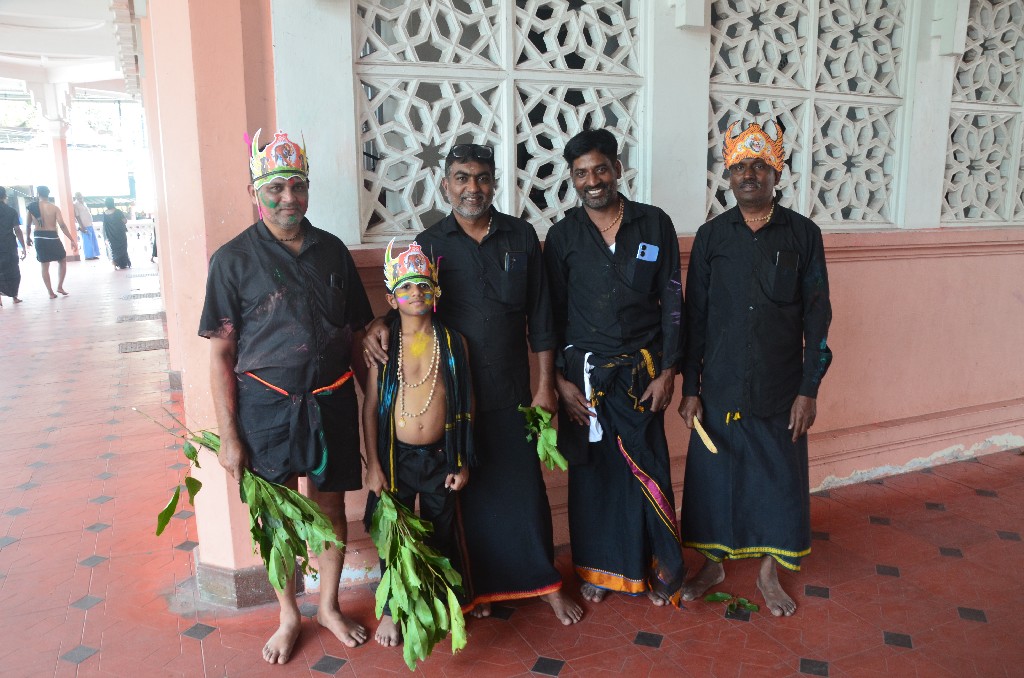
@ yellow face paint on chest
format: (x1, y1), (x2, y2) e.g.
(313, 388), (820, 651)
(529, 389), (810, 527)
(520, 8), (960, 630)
(408, 331), (431, 358)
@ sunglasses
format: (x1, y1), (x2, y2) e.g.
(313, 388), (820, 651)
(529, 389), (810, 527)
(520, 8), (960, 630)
(449, 144), (494, 161)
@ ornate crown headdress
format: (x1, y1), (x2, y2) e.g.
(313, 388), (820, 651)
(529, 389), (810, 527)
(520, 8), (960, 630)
(249, 128), (309, 190)
(722, 120), (786, 173)
(384, 238), (440, 294)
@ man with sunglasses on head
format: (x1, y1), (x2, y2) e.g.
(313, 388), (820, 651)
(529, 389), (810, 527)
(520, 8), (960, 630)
(678, 120), (832, 617)
(364, 143), (583, 626)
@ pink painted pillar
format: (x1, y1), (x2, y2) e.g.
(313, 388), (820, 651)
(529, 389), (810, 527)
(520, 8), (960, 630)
(143, 0), (278, 607)
(49, 127), (80, 260)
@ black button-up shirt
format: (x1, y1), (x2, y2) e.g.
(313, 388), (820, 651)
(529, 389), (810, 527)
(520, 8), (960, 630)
(415, 209), (555, 412)
(544, 197), (683, 371)
(682, 204), (832, 417)
(198, 219), (373, 393)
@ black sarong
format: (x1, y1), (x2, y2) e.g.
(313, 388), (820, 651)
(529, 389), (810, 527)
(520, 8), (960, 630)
(0, 248), (19, 298)
(236, 371), (361, 492)
(682, 402), (811, 571)
(33, 231), (66, 263)
(560, 348), (685, 604)
(458, 406), (562, 607)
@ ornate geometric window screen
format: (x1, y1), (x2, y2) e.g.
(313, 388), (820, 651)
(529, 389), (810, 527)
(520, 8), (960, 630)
(354, 1), (643, 241)
(707, 0), (906, 225)
(943, 0), (1024, 223)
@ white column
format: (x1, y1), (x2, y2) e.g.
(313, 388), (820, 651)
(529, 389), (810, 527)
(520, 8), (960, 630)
(893, 0), (970, 229)
(647, 1), (712, 232)
(272, 0), (364, 244)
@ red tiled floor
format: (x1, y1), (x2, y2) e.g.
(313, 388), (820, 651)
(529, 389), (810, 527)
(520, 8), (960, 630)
(2, 255), (1022, 676)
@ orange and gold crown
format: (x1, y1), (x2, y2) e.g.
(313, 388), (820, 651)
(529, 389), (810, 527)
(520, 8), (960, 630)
(249, 128), (309, 190)
(722, 120), (786, 173)
(384, 239), (439, 293)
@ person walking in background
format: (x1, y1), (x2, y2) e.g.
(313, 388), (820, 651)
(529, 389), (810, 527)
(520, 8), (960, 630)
(102, 198), (131, 269)
(25, 186), (73, 298)
(73, 193), (100, 260)
(0, 187), (26, 306)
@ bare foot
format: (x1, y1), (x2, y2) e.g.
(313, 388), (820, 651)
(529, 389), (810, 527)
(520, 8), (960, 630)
(579, 582), (608, 603)
(57, 288), (69, 296)
(13, 297), (22, 304)
(756, 556), (796, 617)
(541, 590), (583, 625)
(48, 292), (57, 299)
(375, 615), (402, 647)
(647, 590), (671, 607)
(317, 606), (368, 648)
(469, 603), (491, 619)
(681, 559), (725, 601)
(262, 616), (301, 665)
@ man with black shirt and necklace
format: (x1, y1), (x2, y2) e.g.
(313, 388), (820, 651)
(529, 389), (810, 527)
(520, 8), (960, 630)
(363, 143), (583, 626)
(199, 129), (372, 663)
(678, 120), (832, 617)
(545, 128), (686, 607)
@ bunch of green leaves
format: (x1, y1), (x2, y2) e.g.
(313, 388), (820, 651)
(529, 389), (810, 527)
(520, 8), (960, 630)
(518, 405), (568, 471)
(154, 428), (343, 592)
(705, 591), (760, 614)
(370, 491), (467, 671)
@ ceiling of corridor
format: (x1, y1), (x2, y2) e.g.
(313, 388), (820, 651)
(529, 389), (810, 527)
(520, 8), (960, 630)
(0, 0), (141, 98)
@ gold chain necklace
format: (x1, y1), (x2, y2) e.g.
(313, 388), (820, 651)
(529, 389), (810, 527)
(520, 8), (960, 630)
(275, 228), (303, 242)
(397, 327), (440, 428)
(596, 198), (625, 233)
(743, 202), (775, 223)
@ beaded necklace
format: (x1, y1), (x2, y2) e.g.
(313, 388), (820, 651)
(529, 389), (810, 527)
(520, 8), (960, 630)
(396, 326), (440, 428)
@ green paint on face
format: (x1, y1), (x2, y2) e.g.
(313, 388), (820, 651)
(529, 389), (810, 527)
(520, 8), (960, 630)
(259, 194), (279, 209)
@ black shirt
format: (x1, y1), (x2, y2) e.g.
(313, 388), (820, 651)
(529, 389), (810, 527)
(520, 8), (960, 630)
(415, 209), (555, 412)
(198, 219), (373, 393)
(545, 197), (683, 371)
(682, 204), (832, 417)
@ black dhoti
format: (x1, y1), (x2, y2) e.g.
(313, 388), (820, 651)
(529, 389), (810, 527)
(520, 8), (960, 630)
(33, 231), (66, 262)
(458, 406), (562, 607)
(682, 403), (811, 571)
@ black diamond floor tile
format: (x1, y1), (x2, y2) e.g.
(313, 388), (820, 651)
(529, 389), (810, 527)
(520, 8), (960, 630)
(90, 495), (113, 504)
(173, 510), (194, 520)
(957, 607), (988, 622)
(975, 489), (998, 497)
(724, 606), (751, 622)
(70, 595), (103, 610)
(925, 502), (945, 511)
(0, 536), (19, 549)
(5, 507), (28, 516)
(311, 655), (347, 674)
(96, 472), (115, 480)
(28, 461), (46, 468)
(175, 540), (199, 551)
(85, 523), (111, 533)
(883, 631), (913, 648)
(531, 656), (564, 676)
(79, 555), (108, 568)
(633, 631), (663, 648)
(939, 546), (963, 558)
(182, 622), (216, 640)
(489, 604), (516, 620)
(875, 564), (900, 577)
(996, 530), (1020, 541)
(799, 658), (829, 676)
(869, 516), (891, 525)
(805, 585), (830, 599)
(299, 602), (318, 618)
(59, 645), (98, 664)
(16, 482), (38, 491)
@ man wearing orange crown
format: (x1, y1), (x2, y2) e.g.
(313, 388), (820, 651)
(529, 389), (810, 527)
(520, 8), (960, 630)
(199, 129), (374, 662)
(678, 120), (832, 616)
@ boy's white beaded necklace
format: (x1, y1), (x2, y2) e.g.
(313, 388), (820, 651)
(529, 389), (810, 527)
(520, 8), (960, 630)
(397, 327), (440, 428)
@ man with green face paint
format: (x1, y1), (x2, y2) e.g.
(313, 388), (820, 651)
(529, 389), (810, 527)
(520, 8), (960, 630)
(199, 129), (374, 664)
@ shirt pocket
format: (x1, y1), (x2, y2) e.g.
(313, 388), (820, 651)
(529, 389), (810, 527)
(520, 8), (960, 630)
(769, 250), (799, 304)
(498, 269), (528, 309)
(625, 257), (659, 292)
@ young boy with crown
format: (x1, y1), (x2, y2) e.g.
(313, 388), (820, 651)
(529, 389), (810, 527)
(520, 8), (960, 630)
(362, 239), (474, 647)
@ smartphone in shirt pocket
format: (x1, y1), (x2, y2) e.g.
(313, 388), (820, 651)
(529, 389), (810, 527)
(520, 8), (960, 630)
(500, 250), (527, 308)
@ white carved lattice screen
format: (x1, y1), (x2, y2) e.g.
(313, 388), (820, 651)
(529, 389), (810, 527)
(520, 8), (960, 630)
(706, 0), (907, 225)
(353, 0), (644, 241)
(943, 0), (1024, 224)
